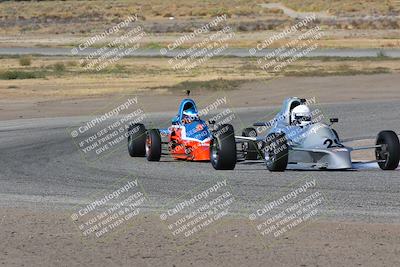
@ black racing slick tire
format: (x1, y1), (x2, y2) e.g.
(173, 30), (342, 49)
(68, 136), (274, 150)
(127, 123), (146, 157)
(242, 127), (259, 160)
(210, 124), (237, 170)
(146, 129), (162, 161)
(375, 130), (400, 170)
(265, 133), (289, 172)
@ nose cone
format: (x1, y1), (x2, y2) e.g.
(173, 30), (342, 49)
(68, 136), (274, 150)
(324, 148), (353, 169)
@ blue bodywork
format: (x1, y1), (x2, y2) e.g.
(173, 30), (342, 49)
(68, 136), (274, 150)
(160, 98), (211, 141)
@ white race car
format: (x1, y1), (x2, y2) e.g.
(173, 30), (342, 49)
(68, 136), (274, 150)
(210, 97), (400, 171)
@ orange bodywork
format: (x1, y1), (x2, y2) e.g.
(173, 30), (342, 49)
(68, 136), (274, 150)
(169, 127), (211, 161)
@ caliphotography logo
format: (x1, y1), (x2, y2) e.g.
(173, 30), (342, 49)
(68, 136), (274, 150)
(1, 0), (400, 266)
(248, 176), (331, 248)
(159, 178), (236, 250)
(68, 95), (147, 163)
(70, 176), (148, 241)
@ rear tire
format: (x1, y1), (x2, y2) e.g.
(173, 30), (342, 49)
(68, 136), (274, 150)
(242, 127), (259, 160)
(146, 129), (162, 161)
(127, 123), (146, 157)
(210, 124), (237, 170)
(375, 130), (400, 170)
(265, 133), (289, 172)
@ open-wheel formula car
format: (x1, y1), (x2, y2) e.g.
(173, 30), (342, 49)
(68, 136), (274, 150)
(127, 93), (237, 169)
(211, 97), (400, 171)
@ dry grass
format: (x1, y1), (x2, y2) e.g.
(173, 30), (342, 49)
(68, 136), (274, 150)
(2, 31), (400, 49)
(0, 0), (399, 52)
(0, 0), (271, 22)
(2, 0), (397, 22)
(61, 36), (400, 49)
(0, 55), (399, 100)
(279, 0), (400, 15)
(1, 0), (399, 36)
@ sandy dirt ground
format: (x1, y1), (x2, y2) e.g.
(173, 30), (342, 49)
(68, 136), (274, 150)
(0, 208), (399, 267)
(1, 73), (400, 121)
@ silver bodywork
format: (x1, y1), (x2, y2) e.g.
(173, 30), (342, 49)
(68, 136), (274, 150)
(276, 120), (352, 170)
(236, 97), (379, 170)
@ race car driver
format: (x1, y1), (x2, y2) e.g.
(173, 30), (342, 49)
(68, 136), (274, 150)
(182, 107), (200, 124)
(291, 104), (312, 127)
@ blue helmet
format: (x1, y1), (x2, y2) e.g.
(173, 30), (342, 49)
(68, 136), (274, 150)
(183, 107), (199, 121)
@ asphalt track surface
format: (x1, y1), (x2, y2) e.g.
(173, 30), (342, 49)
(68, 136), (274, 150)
(1, 47), (400, 58)
(0, 100), (399, 223)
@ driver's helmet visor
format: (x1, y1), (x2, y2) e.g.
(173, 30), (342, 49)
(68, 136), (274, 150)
(294, 114), (311, 124)
(182, 111), (199, 122)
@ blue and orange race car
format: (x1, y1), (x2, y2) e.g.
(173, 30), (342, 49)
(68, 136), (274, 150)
(127, 94), (236, 167)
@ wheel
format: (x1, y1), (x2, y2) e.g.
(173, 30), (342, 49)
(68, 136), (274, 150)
(265, 133), (289, 172)
(146, 129), (162, 161)
(210, 124), (237, 170)
(375, 130), (400, 170)
(242, 127), (259, 160)
(127, 123), (146, 157)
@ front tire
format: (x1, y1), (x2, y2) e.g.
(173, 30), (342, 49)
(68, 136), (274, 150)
(265, 133), (289, 172)
(127, 123), (146, 157)
(146, 129), (162, 161)
(376, 130), (400, 170)
(210, 124), (237, 170)
(242, 127), (259, 160)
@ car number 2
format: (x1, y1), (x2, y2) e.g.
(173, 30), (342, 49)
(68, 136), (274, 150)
(324, 138), (343, 148)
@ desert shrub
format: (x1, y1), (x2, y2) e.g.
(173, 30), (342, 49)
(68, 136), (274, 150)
(53, 62), (66, 72)
(67, 61), (78, 67)
(0, 70), (45, 80)
(19, 55), (32, 66)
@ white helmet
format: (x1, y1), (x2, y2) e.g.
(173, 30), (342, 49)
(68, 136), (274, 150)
(291, 105), (312, 126)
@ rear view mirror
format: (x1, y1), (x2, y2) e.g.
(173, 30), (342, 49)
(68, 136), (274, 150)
(330, 118), (339, 124)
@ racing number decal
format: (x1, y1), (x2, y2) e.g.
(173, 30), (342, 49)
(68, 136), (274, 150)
(324, 139), (333, 148)
(324, 139), (343, 148)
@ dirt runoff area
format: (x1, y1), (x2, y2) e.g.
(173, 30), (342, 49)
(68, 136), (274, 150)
(1, 73), (400, 121)
(0, 208), (399, 267)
